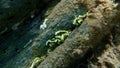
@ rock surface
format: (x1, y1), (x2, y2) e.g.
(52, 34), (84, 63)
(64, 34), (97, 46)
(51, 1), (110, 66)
(0, 0), (120, 68)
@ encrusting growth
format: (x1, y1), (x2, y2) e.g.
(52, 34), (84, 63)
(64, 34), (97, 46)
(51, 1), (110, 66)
(73, 12), (88, 26)
(46, 30), (71, 52)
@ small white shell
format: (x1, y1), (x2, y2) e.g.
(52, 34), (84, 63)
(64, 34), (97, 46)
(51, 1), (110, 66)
(40, 19), (48, 30)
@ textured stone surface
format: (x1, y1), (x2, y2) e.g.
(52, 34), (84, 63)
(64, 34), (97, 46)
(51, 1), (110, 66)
(0, 0), (120, 68)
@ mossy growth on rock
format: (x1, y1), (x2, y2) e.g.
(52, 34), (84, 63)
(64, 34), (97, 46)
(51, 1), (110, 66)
(30, 56), (46, 68)
(46, 30), (71, 52)
(73, 12), (88, 26)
